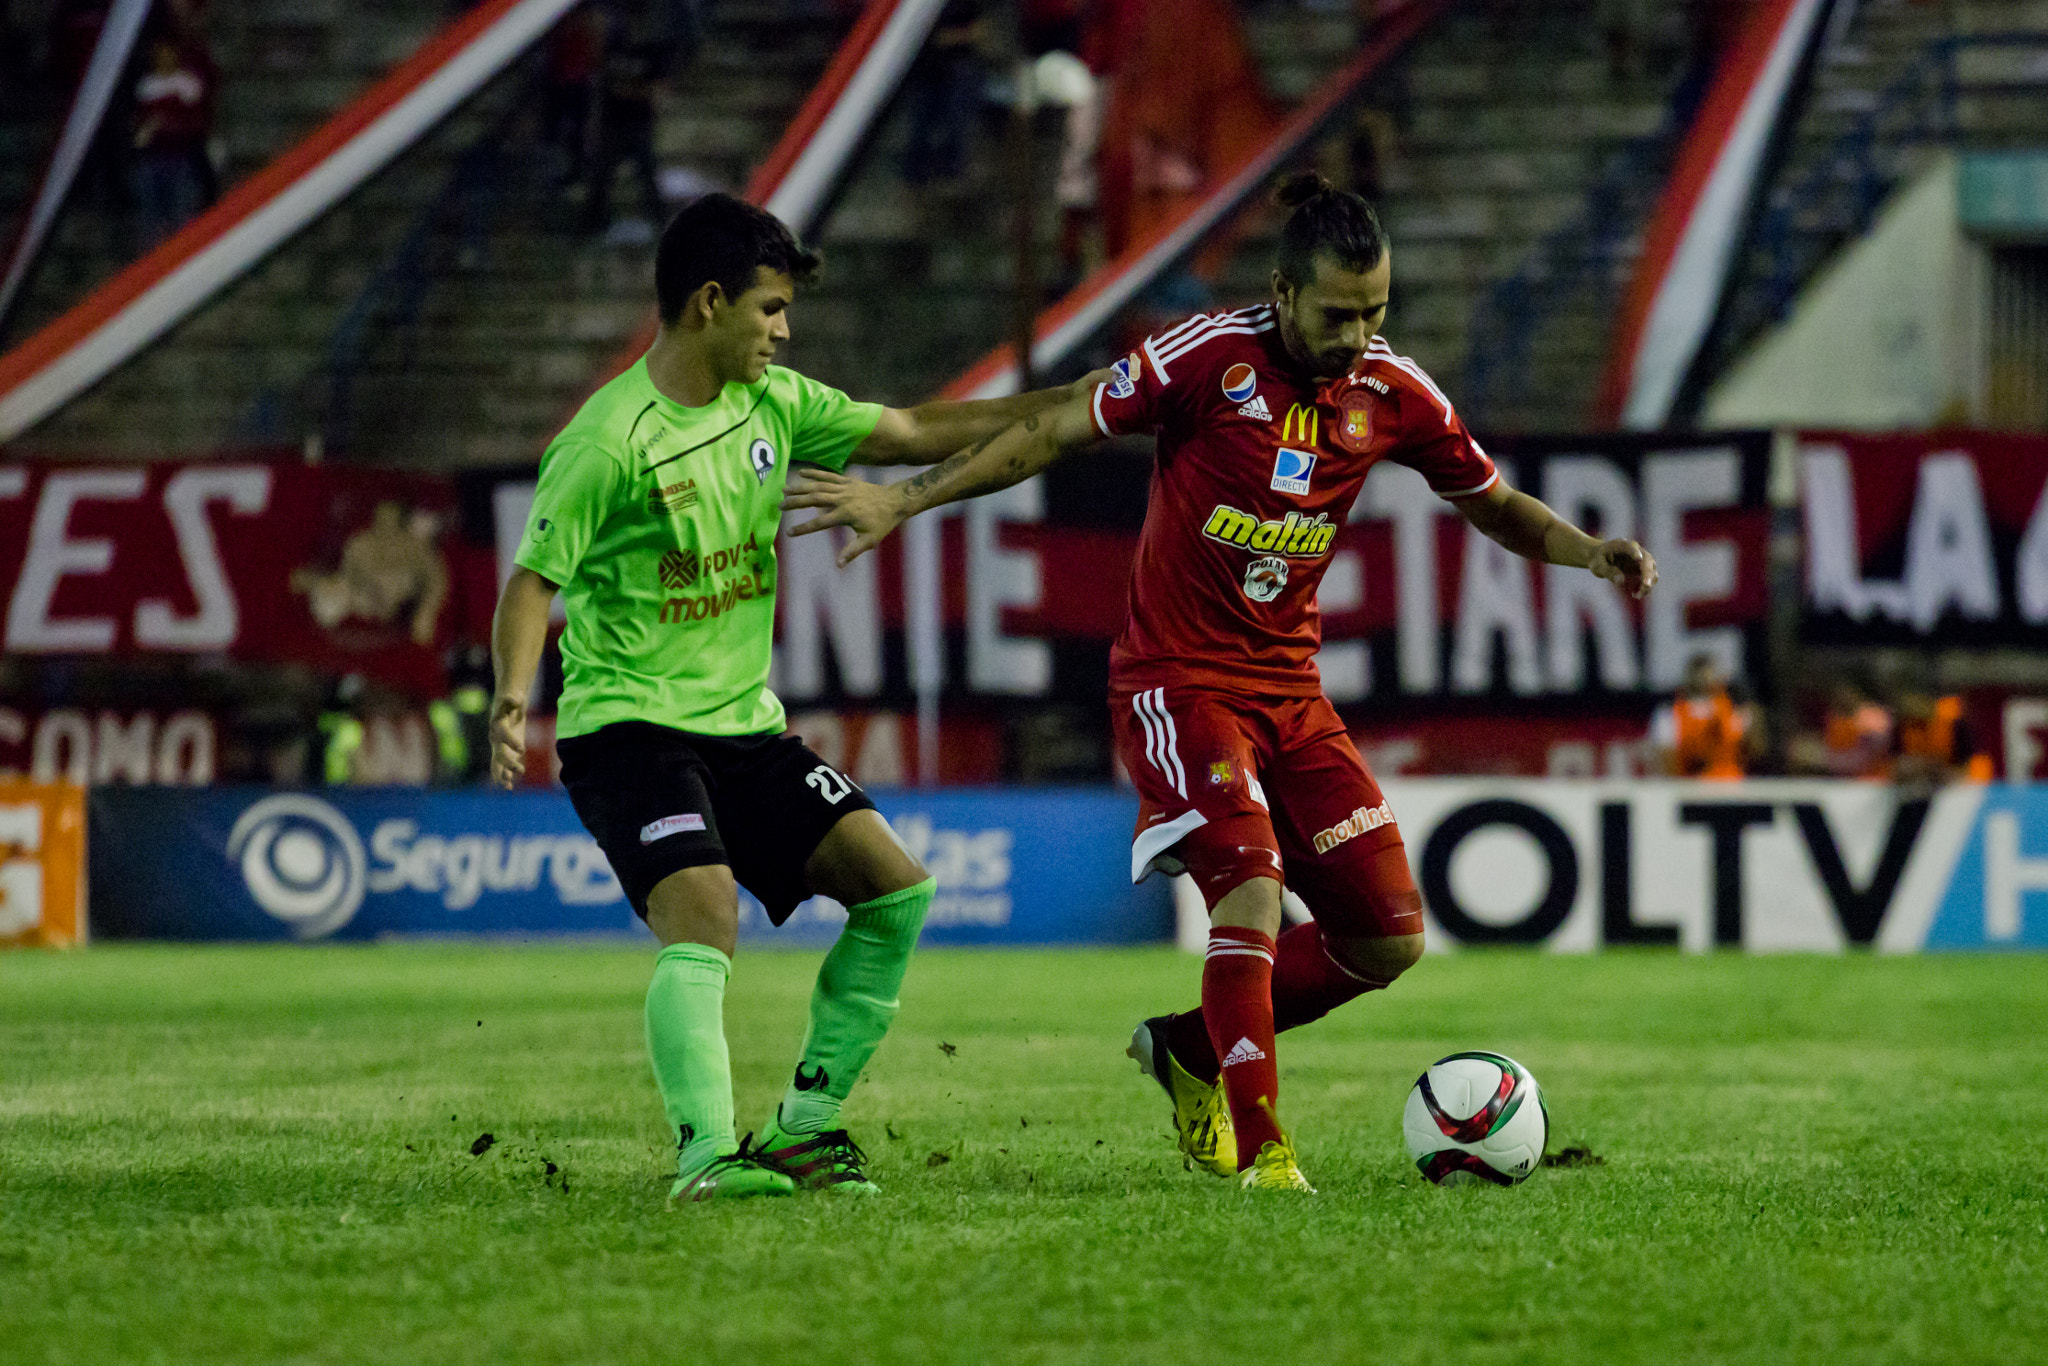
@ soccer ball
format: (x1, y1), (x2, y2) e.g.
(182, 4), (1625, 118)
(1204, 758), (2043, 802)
(1402, 1051), (1548, 1186)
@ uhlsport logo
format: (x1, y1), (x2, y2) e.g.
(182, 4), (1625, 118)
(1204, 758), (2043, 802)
(659, 549), (700, 588)
(1221, 363), (1258, 404)
(227, 794), (367, 939)
(1271, 447), (1316, 496)
(749, 437), (777, 483)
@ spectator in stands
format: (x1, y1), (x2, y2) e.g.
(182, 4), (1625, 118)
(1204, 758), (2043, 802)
(1649, 652), (1757, 780)
(902, 0), (988, 189)
(1894, 689), (1993, 786)
(130, 34), (214, 248)
(582, 13), (666, 243)
(1794, 677), (1894, 780)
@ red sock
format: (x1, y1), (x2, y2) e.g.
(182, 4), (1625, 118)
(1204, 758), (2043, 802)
(1170, 923), (1390, 1084)
(1202, 926), (1281, 1167)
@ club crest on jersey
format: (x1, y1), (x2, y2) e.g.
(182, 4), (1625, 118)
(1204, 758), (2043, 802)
(1270, 447), (1316, 496)
(1221, 363), (1258, 404)
(1336, 389), (1373, 453)
(749, 437), (776, 483)
(1208, 759), (1237, 789)
(1108, 355), (1138, 398)
(1243, 555), (1288, 603)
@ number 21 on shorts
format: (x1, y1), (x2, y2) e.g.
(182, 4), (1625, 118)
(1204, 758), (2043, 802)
(806, 765), (856, 804)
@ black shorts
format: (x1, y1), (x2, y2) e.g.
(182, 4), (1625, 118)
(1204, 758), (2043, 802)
(556, 721), (876, 925)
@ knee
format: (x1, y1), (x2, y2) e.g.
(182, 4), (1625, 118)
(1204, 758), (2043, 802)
(1324, 928), (1425, 985)
(644, 864), (739, 951)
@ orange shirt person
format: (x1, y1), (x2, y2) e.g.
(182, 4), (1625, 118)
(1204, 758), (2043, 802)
(1819, 681), (1894, 780)
(1650, 654), (1751, 779)
(1895, 691), (1994, 784)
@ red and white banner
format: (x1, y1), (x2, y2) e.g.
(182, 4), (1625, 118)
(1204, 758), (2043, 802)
(1599, 0), (1833, 428)
(0, 0), (583, 444)
(1800, 431), (2048, 645)
(0, 707), (218, 787)
(0, 458), (494, 692)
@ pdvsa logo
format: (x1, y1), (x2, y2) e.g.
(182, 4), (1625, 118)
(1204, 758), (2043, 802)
(1221, 364), (1258, 404)
(227, 794), (366, 939)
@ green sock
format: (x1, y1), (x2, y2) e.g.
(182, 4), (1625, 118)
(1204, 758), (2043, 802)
(778, 877), (934, 1134)
(646, 941), (736, 1176)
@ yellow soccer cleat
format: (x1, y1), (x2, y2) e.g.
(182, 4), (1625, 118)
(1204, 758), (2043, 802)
(1128, 1015), (1237, 1178)
(1238, 1101), (1315, 1193)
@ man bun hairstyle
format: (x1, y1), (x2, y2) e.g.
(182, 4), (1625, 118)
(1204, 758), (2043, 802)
(1273, 170), (1386, 288)
(655, 192), (823, 325)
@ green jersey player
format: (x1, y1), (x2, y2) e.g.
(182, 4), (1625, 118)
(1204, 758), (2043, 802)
(491, 193), (1094, 1201)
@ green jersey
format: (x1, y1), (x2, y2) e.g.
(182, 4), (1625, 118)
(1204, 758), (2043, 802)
(515, 358), (882, 739)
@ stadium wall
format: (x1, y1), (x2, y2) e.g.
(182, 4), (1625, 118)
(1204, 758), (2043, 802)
(71, 781), (2048, 952)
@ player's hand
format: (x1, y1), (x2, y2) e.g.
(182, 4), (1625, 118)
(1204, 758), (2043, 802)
(489, 693), (527, 789)
(784, 470), (908, 567)
(1589, 538), (1657, 599)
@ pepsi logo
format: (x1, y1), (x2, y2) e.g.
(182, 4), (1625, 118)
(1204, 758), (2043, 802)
(1221, 364), (1257, 404)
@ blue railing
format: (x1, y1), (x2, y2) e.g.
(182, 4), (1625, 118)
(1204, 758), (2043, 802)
(1459, 65), (1705, 429)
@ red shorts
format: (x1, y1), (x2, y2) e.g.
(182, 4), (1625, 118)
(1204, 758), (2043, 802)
(1109, 685), (1422, 939)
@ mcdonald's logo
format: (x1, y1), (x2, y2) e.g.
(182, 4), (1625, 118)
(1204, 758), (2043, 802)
(1281, 404), (1319, 446)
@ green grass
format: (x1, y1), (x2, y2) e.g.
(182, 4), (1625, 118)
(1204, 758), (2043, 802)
(2, 946), (2045, 1364)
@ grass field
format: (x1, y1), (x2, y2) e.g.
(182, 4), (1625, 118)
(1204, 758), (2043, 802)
(3, 944), (2045, 1364)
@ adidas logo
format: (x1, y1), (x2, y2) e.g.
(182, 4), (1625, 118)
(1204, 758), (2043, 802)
(1222, 1037), (1267, 1067)
(1237, 396), (1272, 421)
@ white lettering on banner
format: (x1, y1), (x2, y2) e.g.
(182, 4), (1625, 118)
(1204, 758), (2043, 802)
(0, 802), (44, 938)
(1805, 445), (2014, 631)
(12, 709), (216, 786)
(968, 479), (1049, 693)
(1315, 549), (1368, 701)
(4, 469), (146, 651)
(2019, 479), (2048, 623)
(367, 819), (622, 910)
(1361, 467), (1450, 693)
(890, 813), (1013, 926)
(1643, 450), (1740, 689)
(1984, 813), (2048, 941)
(778, 495), (882, 699)
(1542, 456), (1641, 690)
(1453, 532), (1541, 694)
(134, 466), (270, 648)
(2007, 699), (2048, 782)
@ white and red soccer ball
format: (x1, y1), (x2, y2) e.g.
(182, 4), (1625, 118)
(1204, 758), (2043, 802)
(1403, 1051), (1549, 1186)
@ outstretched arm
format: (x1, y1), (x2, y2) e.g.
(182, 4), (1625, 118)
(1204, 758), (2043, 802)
(489, 566), (559, 788)
(849, 369), (1108, 465)
(786, 385), (1103, 566)
(1456, 479), (1658, 598)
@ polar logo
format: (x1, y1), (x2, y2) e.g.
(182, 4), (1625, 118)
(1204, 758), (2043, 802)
(226, 794), (366, 939)
(1221, 363), (1257, 404)
(1243, 555), (1289, 602)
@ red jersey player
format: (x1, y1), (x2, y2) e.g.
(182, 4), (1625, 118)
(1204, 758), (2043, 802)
(787, 173), (1657, 1192)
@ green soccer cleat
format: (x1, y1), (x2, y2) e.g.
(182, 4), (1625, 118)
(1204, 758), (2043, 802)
(669, 1136), (798, 1203)
(755, 1121), (881, 1194)
(1128, 1014), (1237, 1178)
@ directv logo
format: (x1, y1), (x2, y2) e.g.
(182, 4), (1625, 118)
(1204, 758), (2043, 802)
(1270, 447), (1316, 496)
(226, 794), (367, 940)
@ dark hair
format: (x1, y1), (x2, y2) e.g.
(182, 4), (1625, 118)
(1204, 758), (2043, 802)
(654, 193), (822, 324)
(1272, 171), (1386, 287)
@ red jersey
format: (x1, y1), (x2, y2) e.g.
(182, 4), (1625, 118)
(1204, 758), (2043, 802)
(1092, 304), (1497, 696)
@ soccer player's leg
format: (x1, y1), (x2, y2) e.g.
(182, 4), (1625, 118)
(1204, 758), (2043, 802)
(557, 723), (793, 1203)
(1110, 687), (1299, 1182)
(1265, 697), (1427, 1015)
(720, 739), (932, 1193)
